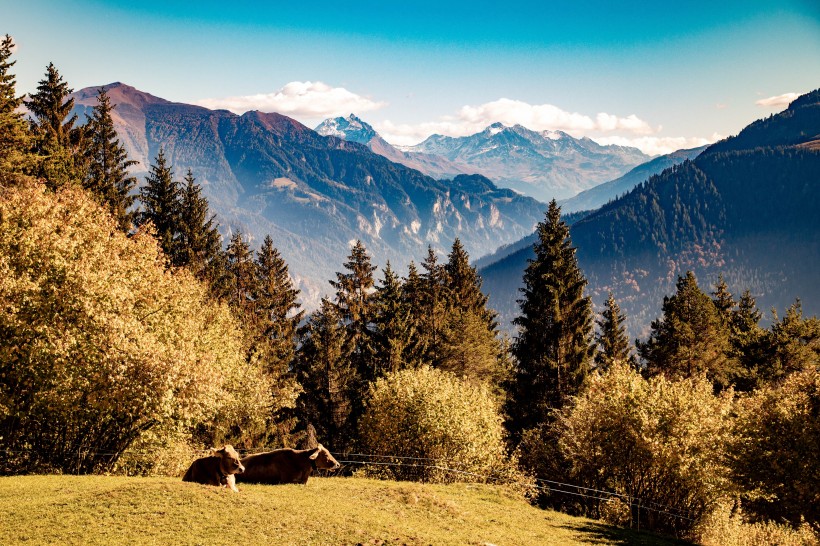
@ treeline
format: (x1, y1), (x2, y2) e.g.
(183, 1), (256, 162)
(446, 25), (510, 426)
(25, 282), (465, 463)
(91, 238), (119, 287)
(1, 37), (818, 544)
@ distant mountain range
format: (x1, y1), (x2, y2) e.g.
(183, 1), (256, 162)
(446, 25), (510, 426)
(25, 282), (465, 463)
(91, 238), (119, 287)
(480, 89), (820, 337)
(317, 115), (650, 202)
(71, 84), (547, 306)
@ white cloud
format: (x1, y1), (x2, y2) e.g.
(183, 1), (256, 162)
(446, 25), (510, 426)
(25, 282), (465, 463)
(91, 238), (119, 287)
(593, 133), (723, 156)
(375, 97), (655, 146)
(755, 93), (798, 109)
(196, 81), (386, 118)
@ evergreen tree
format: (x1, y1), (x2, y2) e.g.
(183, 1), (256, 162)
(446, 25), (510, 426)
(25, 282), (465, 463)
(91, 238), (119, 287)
(445, 238), (495, 328)
(330, 240), (378, 383)
(507, 200), (594, 441)
(637, 271), (734, 389)
(711, 274), (736, 325)
(401, 261), (428, 368)
(594, 292), (634, 372)
(419, 246), (450, 365)
(83, 87), (137, 231)
(138, 148), (180, 258)
(729, 289), (766, 391)
(25, 62), (85, 188)
(294, 299), (355, 451)
(224, 231), (259, 320)
(254, 235), (303, 371)
(0, 34), (34, 183)
(372, 262), (416, 374)
(757, 300), (820, 384)
(177, 169), (221, 276)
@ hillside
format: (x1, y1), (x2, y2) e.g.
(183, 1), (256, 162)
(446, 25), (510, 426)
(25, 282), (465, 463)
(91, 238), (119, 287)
(0, 475), (687, 546)
(406, 123), (649, 202)
(559, 146), (707, 213)
(71, 84), (545, 304)
(481, 89), (820, 336)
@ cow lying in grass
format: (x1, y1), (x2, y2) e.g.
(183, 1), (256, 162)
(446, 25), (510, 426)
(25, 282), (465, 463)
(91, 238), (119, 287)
(182, 445), (245, 492)
(231, 444), (340, 486)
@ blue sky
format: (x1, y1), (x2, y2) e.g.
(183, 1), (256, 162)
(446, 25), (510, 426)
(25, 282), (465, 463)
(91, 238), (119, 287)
(6, 0), (820, 154)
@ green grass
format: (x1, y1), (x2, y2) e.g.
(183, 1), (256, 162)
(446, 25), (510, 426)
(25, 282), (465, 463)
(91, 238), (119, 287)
(0, 475), (690, 545)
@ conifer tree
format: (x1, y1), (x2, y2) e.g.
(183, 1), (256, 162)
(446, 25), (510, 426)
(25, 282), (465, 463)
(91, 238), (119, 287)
(330, 240), (378, 383)
(507, 200), (594, 441)
(254, 235), (303, 371)
(83, 87), (137, 231)
(401, 261), (428, 368)
(0, 34), (34, 183)
(419, 246), (450, 365)
(729, 289), (766, 391)
(295, 299), (355, 451)
(177, 169), (221, 276)
(638, 271), (734, 389)
(224, 231), (259, 320)
(594, 292), (634, 372)
(372, 262), (416, 374)
(711, 274), (736, 325)
(445, 238), (496, 330)
(758, 300), (820, 384)
(25, 62), (86, 187)
(138, 148), (180, 258)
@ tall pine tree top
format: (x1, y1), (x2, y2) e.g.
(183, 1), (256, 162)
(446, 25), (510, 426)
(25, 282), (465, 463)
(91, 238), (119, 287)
(0, 34), (34, 181)
(25, 63), (77, 143)
(138, 148), (180, 257)
(507, 200), (594, 440)
(594, 292), (634, 372)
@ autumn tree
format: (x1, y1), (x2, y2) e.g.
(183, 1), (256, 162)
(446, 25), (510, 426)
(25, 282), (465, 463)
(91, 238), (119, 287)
(0, 34), (34, 183)
(82, 87), (137, 231)
(506, 200), (594, 441)
(594, 292), (634, 372)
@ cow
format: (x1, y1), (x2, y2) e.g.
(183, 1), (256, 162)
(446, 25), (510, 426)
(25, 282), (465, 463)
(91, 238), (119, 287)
(233, 444), (340, 485)
(182, 445), (245, 492)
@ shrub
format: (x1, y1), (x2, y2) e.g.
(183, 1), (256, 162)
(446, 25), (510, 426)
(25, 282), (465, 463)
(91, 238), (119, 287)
(695, 501), (819, 546)
(0, 182), (271, 474)
(728, 368), (820, 526)
(358, 366), (512, 483)
(554, 363), (734, 535)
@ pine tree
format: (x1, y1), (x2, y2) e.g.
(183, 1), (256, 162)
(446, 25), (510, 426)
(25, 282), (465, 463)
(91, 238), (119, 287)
(0, 34), (34, 183)
(594, 292), (634, 372)
(83, 87), (137, 231)
(177, 169), (221, 276)
(401, 261), (428, 368)
(758, 300), (820, 384)
(254, 235), (303, 371)
(445, 238), (497, 330)
(330, 240), (378, 383)
(295, 299), (355, 451)
(138, 148), (180, 258)
(637, 271), (734, 389)
(372, 262), (416, 374)
(419, 246), (450, 365)
(25, 62), (86, 188)
(224, 231), (259, 320)
(507, 200), (594, 441)
(711, 274), (736, 325)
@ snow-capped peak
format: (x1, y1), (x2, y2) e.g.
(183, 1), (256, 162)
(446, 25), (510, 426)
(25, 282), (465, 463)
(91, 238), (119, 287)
(316, 114), (377, 145)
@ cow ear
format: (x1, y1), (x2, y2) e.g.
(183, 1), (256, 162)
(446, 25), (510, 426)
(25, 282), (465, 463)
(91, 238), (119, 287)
(308, 447), (320, 460)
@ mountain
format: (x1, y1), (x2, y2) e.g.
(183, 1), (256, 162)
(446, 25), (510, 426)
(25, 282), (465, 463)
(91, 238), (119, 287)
(559, 145), (708, 213)
(480, 89), (820, 337)
(71, 84), (547, 306)
(405, 123), (650, 202)
(316, 114), (477, 181)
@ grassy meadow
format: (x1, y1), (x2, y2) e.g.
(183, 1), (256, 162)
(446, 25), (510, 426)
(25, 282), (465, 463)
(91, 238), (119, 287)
(0, 475), (690, 545)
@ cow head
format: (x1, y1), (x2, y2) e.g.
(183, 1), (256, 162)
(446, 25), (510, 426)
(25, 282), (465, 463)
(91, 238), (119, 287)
(217, 445), (245, 475)
(308, 444), (341, 471)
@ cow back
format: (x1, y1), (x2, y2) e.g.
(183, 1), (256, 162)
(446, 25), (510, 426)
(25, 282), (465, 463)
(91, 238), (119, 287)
(236, 448), (313, 485)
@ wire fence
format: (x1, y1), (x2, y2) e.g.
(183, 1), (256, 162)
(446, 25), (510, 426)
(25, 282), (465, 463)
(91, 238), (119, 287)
(1, 445), (698, 526)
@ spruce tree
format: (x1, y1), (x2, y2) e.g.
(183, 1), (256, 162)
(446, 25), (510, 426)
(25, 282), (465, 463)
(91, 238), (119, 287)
(594, 293), (634, 372)
(729, 289), (765, 391)
(138, 148), (180, 258)
(445, 237), (496, 330)
(295, 299), (355, 451)
(401, 261), (428, 368)
(25, 62), (85, 188)
(224, 231), (259, 320)
(83, 87), (137, 231)
(0, 34), (34, 183)
(637, 271), (734, 389)
(177, 169), (221, 276)
(507, 200), (594, 441)
(372, 262), (416, 374)
(419, 246), (450, 365)
(330, 240), (378, 383)
(711, 274), (736, 325)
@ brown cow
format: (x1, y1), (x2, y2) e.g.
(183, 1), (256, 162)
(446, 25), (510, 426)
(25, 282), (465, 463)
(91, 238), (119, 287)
(233, 444), (340, 485)
(182, 445), (245, 492)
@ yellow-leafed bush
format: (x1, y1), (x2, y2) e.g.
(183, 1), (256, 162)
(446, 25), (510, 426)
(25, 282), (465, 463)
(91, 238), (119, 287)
(0, 182), (270, 474)
(358, 366), (512, 483)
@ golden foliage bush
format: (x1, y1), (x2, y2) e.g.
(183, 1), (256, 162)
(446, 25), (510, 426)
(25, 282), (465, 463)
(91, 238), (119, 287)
(0, 182), (270, 474)
(358, 366), (513, 483)
(554, 363), (734, 535)
(695, 501), (819, 546)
